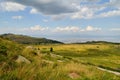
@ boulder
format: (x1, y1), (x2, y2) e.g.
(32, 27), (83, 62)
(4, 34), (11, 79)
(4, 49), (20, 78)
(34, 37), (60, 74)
(68, 72), (80, 79)
(16, 55), (31, 64)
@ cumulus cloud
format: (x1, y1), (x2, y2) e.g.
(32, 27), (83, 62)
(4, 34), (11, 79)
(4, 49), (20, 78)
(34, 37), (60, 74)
(54, 26), (80, 32)
(54, 26), (101, 32)
(71, 7), (94, 19)
(22, 25), (48, 32)
(0, 2), (26, 12)
(97, 10), (120, 18)
(30, 25), (48, 31)
(12, 16), (23, 19)
(30, 8), (39, 14)
(1, 0), (120, 19)
(110, 28), (120, 31)
(6, 0), (78, 15)
(10, 25), (102, 34)
(85, 26), (101, 31)
(67, 0), (120, 19)
(22, 25), (49, 32)
(109, 0), (120, 8)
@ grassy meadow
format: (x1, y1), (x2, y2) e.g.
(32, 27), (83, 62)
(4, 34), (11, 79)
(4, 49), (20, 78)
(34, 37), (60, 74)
(0, 39), (120, 80)
(38, 43), (120, 72)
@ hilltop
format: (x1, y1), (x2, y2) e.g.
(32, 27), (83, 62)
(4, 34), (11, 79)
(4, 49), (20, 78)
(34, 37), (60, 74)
(0, 33), (63, 44)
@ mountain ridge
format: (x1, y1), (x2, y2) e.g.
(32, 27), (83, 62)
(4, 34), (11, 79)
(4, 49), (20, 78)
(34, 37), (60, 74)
(0, 33), (63, 44)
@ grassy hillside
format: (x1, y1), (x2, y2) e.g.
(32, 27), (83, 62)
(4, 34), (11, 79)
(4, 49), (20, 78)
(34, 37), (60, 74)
(0, 38), (25, 79)
(0, 37), (24, 57)
(0, 39), (120, 80)
(0, 33), (63, 44)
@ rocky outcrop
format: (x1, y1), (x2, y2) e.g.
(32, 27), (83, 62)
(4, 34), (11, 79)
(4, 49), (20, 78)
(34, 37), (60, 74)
(16, 55), (31, 64)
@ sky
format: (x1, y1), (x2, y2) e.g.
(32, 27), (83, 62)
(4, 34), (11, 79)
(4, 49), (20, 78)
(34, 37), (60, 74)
(0, 0), (120, 43)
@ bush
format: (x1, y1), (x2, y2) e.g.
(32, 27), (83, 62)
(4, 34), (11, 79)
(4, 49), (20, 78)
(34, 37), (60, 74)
(50, 47), (53, 52)
(0, 44), (7, 56)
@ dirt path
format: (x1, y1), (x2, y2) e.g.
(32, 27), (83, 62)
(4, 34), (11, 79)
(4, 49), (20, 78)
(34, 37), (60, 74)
(97, 67), (120, 76)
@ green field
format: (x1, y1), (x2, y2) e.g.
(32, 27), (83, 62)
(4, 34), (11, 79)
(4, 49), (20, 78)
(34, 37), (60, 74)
(0, 39), (120, 80)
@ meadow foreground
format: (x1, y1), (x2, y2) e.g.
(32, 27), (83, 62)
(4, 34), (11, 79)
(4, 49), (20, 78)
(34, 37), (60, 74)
(0, 39), (120, 80)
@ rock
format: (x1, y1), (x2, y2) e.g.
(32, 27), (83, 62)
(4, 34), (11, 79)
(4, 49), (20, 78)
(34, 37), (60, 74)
(26, 46), (33, 49)
(68, 72), (80, 79)
(57, 60), (63, 62)
(50, 53), (63, 58)
(42, 60), (54, 64)
(16, 55), (31, 64)
(31, 51), (40, 56)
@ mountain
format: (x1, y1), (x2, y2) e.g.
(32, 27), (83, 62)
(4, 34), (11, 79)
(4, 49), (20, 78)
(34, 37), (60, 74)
(72, 41), (120, 44)
(0, 33), (63, 44)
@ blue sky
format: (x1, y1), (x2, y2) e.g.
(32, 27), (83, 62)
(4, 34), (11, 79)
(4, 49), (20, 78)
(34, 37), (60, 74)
(0, 0), (120, 42)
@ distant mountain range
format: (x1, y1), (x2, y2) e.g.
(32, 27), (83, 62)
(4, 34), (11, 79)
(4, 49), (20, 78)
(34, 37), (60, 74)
(0, 33), (63, 44)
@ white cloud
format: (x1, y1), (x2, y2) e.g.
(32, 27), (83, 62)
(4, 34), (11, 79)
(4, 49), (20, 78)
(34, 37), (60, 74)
(1, 0), (120, 19)
(12, 16), (23, 19)
(71, 7), (94, 19)
(109, 0), (120, 8)
(30, 25), (48, 31)
(7, 0), (78, 15)
(65, 0), (120, 19)
(54, 26), (101, 32)
(85, 26), (101, 31)
(20, 25), (49, 32)
(54, 26), (80, 32)
(110, 28), (120, 31)
(97, 10), (120, 18)
(22, 25), (101, 33)
(0, 2), (26, 12)
(30, 8), (39, 14)
(86, 26), (94, 31)
(71, 5), (107, 19)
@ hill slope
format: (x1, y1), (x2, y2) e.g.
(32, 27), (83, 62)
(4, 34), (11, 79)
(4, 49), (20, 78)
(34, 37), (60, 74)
(0, 37), (24, 61)
(0, 37), (120, 80)
(0, 33), (63, 44)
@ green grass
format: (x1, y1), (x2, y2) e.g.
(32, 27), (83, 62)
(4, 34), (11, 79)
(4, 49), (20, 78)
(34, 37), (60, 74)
(0, 40), (120, 80)
(39, 43), (120, 72)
